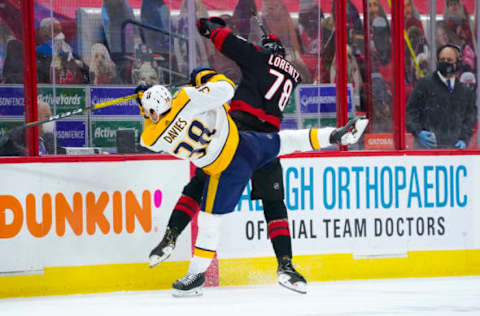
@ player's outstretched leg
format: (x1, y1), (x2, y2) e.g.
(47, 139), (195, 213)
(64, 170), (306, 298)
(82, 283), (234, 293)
(278, 115), (369, 155)
(277, 255), (307, 294)
(172, 272), (206, 297)
(149, 226), (179, 268)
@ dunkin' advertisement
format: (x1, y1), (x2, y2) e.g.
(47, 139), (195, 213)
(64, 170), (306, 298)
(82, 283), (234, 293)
(0, 159), (191, 273)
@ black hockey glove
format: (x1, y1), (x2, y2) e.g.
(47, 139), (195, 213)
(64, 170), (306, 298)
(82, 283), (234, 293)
(197, 17), (225, 38)
(135, 83), (152, 106)
(208, 16), (226, 27)
(329, 116), (369, 145)
(135, 83), (152, 116)
(190, 66), (217, 86)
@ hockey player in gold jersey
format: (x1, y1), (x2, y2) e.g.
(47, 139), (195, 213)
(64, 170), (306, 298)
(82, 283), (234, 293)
(138, 71), (368, 296)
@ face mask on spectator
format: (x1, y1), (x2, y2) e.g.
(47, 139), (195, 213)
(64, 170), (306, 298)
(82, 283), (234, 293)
(42, 121), (55, 134)
(437, 61), (456, 77)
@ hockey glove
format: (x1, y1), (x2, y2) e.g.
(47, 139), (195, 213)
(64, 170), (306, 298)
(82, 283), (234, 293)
(418, 130), (437, 149)
(329, 116), (369, 146)
(197, 17), (224, 38)
(190, 66), (217, 86)
(208, 16), (226, 27)
(135, 82), (152, 116)
(454, 140), (466, 149)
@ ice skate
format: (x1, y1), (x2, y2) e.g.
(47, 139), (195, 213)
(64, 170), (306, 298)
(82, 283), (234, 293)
(149, 227), (179, 268)
(172, 273), (205, 297)
(277, 256), (307, 294)
(329, 116), (369, 145)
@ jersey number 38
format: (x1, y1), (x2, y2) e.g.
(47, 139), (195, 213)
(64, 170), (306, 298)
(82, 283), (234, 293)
(173, 120), (215, 159)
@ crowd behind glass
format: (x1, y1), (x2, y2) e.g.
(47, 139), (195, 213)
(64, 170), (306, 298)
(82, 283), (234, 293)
(0, 0), (477, 154)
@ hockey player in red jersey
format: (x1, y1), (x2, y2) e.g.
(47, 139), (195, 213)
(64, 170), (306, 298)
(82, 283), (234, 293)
(144, 16), (365, 296)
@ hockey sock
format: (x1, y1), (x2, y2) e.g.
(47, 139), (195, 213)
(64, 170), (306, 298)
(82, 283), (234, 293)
(187, 211), (222, 274)
(167, 195), (200, 233)
(263, 200), (292, 260)
(268, 219), (292, 260)
(188, 247), (216, 274)
(278, 128), (335, 155)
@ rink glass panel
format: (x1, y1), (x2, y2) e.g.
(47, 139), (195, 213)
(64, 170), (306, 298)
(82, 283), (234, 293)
(1, 0), (188, 156)
(0, 5), (27, 156)
(2, 0), (479, 156)
(403, 0), (479, 150)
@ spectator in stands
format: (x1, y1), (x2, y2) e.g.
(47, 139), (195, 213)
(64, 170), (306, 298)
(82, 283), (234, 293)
(368, 0), (391, 68)
(36, 17), (89, 84)
(141, 0), (171, 55)
(102, 0), (139, 58)
(404, 0), (429, 87)
(102, 0), (142, 83)
(297, 0), (321, 55)
(131, 43), (162, 85)
(319, 16), (335, 83)
(0, 21), (13, 82)
(0, 101), (54, 156)
(406, 44), (477, 149)
(329, 1), (364, 110)
(2, 38), (23, 84)
(443, 0), (476, 90)
(262, 0), (312, 83)
(444, 0), (474, 50)
(435, 21), (458, 48)
(368, 0), (393, 133)
(232, 0), (256, 40)
(295, 0), (323, 82)
(330, 45), (363, 111)
(89, 43), (118, 84)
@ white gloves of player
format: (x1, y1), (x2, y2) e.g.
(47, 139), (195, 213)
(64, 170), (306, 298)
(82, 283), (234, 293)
(329, 116), (369, 146)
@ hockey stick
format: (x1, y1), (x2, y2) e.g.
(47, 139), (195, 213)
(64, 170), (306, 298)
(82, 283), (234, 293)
(251, 9), (268, 40)
(24, 82), (190, 128)
(24, 93), (139, 128)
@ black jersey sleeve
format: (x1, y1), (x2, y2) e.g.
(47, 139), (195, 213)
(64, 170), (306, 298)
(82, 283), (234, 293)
(210, 27), (262, 68)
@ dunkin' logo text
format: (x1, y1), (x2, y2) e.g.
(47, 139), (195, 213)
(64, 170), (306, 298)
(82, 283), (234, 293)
(0, 190), (163, 238)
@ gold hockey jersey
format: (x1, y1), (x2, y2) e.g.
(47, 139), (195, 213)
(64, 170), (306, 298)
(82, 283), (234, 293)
(140, 75), (238, 175)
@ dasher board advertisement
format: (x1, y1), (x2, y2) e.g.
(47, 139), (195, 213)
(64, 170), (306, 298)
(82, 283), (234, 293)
(218, 155), (480, 259)
(0, 159), (190, 273)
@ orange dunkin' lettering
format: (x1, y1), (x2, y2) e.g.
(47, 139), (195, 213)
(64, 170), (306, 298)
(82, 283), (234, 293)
(113, 191), (123, 234)
(0, 195), (23, 238)
(26, 193), (52, 238)
(86, 192), (110, 235)
(55, 192), (83, 236)
(125, 190), (152, 233)
(0, 189), (158, 238)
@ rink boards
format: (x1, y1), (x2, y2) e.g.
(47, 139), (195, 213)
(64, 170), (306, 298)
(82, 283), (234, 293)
(1, 154), (480, 297)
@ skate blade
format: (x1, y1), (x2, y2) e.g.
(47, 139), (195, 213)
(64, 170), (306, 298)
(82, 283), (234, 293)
(278, 276), (307, 294)
(172, 287), (203, 297)
(149, 247), (173, 268)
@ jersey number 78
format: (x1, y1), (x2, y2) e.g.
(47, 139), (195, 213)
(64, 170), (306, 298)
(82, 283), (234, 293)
(265, 68), (293, 112)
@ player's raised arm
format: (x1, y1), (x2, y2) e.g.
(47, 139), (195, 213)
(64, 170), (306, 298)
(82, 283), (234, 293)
(197, 17), (261, 67)
(183, 68), (236, 112)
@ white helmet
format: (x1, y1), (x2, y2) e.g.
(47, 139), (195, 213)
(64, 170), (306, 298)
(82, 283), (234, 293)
(141, 85), (172, 118)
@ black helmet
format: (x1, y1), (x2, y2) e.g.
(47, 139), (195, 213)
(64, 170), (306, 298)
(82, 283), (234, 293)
(262, 33), (285, 57)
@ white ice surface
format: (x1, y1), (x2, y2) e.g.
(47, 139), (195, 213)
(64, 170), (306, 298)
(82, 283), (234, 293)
(1, 276), (480, 316)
